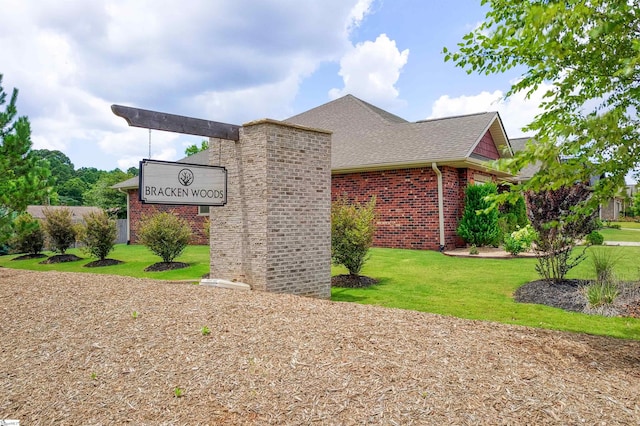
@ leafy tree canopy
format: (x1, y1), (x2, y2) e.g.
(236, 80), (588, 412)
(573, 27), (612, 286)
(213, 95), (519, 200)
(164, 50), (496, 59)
(185, 140), (209, 157)
(445, 0), (640, 205)
(0, 74), (51, 243)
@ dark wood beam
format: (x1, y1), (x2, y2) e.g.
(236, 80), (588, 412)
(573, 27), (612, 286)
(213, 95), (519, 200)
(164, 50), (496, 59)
(111, 104), (240, 141)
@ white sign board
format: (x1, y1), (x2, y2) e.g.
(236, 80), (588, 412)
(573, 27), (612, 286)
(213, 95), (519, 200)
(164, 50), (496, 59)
(139, 159), (227, 206)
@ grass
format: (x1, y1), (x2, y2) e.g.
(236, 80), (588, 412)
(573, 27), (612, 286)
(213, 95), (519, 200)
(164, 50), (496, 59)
(332, 247), (640, 340)
(3, 242), (640, 339)
(0, 244), (210, 281)
(610, 221), (640, 229)
(599, 227), (640, 242)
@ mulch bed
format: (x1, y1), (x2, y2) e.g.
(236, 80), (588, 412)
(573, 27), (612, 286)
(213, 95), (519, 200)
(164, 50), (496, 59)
(331, 274), (379, 288)
(39, 254), (82, 264)
(515, 279), (640, 318)
(84, 259), (124, 268)
(144, 261), (190, 272)
(1, 269), (639, 424)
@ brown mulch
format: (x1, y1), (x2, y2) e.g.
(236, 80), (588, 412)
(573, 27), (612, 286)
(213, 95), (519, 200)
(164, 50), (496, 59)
(1, 269), (639, 424)
(39, 254), (82, 264)
(331, 274), (379, 288)
(84, 259), (124, 268)
(144, 261), (190, 272)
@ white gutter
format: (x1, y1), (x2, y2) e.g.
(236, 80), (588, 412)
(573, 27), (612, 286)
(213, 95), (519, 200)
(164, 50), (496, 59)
(431, 163), (446, 251)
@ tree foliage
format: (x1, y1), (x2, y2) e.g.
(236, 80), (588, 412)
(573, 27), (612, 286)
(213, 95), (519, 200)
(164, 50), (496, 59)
(42, 207), (77, 254)
(83, 169), (135, 217)
(0, 75), (51, 244)
(11, 213), (45, 255)
(445, 1), (640, 204)
(137, 212), (191, 263)
(81, 210), (117, 260)
(185, 140), (209, 157)
(525, 183), (599, 282)
(331, 196), (377, 276)
(457, 183), (501, 247)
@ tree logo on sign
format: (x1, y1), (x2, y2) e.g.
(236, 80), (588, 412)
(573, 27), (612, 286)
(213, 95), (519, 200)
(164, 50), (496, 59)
(178, 169), (195, 186)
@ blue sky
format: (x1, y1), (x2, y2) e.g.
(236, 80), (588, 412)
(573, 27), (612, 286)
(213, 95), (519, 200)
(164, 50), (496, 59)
(0, 0), (544, 171)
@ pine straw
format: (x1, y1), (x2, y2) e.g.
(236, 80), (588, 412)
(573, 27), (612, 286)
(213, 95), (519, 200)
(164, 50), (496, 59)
(1, 269), (639, 425)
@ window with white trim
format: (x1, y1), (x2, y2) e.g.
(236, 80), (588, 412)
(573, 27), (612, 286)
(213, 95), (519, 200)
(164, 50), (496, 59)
(198, 205), (210, 216)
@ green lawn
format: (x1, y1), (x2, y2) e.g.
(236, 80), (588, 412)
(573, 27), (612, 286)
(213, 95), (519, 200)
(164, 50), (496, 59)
(332, 247), (640, 340)
(600, 227), (640, 242)
(610, 221), (640, 229)
(3, 243), (640, 339)
(0, 244), (210, 281)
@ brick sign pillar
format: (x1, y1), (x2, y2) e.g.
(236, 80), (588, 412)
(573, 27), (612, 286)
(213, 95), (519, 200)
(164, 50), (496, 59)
(208, 119), (332, 298)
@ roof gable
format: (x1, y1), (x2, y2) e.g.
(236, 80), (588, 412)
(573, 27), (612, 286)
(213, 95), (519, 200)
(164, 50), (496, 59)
(286, 95), (512, 172)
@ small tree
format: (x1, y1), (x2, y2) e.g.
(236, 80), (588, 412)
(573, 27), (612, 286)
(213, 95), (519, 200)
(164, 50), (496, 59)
(81, 210), (116, 261)
(11, 213), (45, 255)
(526, 183), (598, 283)
(42, 207), (77, 254)
(331, 196), (377, 276)
(138, 212), (191, 263)
(457, 183), (500, 247)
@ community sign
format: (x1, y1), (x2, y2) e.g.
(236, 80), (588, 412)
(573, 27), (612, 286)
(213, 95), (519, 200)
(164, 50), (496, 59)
(139, 159), (227, 206)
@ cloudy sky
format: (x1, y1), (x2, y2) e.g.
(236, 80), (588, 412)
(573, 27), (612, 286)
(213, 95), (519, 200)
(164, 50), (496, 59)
(0, 0), (543, 171)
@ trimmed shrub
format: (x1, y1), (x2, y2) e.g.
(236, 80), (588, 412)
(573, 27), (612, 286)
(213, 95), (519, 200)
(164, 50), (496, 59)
(11, 213), (45, 255)
(457, 183), (500, 247)
(138, 212), (191, 263)
(331, 196), (377, 276)
(42, 207), (77, 254)
(81, 210), (117, 260)
(586, 230), (604, 246)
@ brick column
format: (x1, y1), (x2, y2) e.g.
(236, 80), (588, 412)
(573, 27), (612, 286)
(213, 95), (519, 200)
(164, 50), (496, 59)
(209, 120), (331, 298)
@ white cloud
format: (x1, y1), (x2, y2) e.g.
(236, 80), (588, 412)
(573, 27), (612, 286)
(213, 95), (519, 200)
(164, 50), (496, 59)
(0, 0), (375, 170)
(429, 81), (554, 138)
(329, 34), (409, 109)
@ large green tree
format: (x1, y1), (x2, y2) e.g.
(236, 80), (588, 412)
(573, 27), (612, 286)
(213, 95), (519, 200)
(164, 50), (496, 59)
(83, 169), (134, 217)
(0, 75), (50, 243)
(445, 1), (640, 205)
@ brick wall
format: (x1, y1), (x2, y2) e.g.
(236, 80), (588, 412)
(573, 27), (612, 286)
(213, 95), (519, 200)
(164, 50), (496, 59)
(128, 189), (209, 245)
(332, 166), (497, 250)
(209, 121), (332, 298)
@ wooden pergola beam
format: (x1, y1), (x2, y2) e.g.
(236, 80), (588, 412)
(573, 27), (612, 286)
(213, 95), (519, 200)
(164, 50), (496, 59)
(111, 104), (240, 141)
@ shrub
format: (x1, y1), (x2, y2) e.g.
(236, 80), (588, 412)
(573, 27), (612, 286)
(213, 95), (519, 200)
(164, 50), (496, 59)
(525, 183), (598, 283)
(503, 225), (537, 256)
(331, 196), (377, 276)
(586, 230), (604, 246)
(457, 183), (500, 247)
(138, 212), (191, 263)
(11, 213), (45, 255)
(81, 210), (117, 260)
(42, 207), (77, 254)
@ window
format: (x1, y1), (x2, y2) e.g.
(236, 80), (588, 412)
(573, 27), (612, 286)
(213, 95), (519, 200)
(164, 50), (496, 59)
(198, 205), (210, 216)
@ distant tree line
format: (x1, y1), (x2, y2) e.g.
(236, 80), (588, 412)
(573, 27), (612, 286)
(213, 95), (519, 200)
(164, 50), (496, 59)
(31, 149), (137, 217)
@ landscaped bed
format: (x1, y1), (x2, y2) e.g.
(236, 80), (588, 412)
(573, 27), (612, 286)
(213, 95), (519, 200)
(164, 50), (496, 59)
(1, 268), (640, 424)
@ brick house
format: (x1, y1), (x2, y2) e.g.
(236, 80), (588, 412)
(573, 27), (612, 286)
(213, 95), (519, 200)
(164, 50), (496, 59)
(115, 94), (514, 250)
(112, 150), (211, 245)
(285, 94), (513, 250)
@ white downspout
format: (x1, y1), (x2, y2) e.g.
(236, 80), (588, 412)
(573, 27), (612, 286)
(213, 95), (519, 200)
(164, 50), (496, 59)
(431, 163), (446, 251)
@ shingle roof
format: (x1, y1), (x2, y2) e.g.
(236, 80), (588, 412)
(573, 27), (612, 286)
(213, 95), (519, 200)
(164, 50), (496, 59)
(509, 136), (541, 180)
(27, 205), (102, 220)
(285, 94), (511, 172)
(112, 150), (211, 190)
